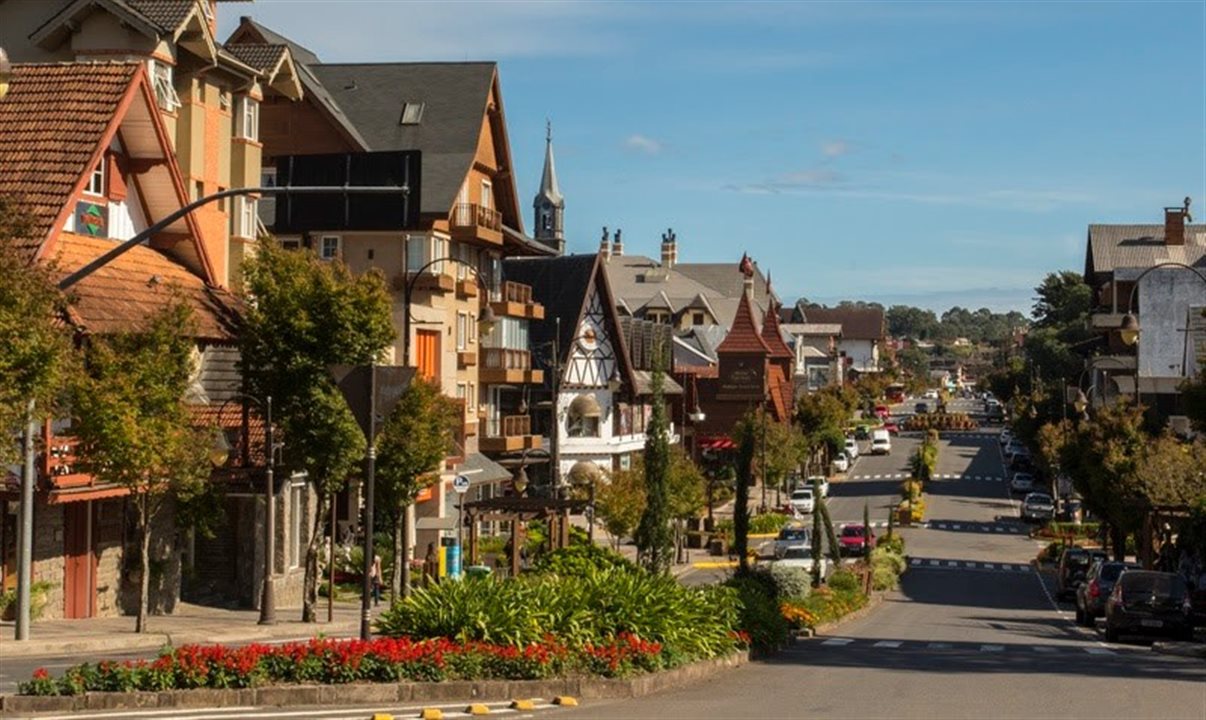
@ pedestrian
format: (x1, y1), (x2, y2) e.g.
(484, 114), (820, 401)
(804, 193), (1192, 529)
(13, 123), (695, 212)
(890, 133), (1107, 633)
(369, 553), (382, 606)
(423, 542), (438, 585)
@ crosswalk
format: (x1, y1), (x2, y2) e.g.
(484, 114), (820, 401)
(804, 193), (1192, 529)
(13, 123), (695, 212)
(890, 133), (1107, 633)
(811, 637), (1115, 655)
(850, 473), (1005, 482)
(908, 557), (1032, 573)
(831, 521), (1025, 534)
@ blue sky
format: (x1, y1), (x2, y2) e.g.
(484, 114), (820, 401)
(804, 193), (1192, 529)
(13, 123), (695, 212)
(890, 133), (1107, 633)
(221, 1), (1206, 314)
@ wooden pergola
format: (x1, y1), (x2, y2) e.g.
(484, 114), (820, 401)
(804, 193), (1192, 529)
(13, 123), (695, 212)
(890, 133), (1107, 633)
(462, 496), (589, 577)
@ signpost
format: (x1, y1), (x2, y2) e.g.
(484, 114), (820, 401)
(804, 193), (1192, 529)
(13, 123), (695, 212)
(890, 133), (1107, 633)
(451, 474), (470, 579)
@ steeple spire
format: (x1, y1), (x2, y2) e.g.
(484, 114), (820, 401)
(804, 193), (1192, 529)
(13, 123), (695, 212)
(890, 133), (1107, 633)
(533, 119), (565, 254)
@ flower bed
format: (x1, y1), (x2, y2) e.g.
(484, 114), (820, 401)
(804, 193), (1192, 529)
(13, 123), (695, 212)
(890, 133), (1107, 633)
(18, 634), (689, 696)
(903, 413), (978, 432)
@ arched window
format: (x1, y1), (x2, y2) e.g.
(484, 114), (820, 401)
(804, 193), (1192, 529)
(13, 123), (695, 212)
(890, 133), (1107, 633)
(567, 393), (602, 437)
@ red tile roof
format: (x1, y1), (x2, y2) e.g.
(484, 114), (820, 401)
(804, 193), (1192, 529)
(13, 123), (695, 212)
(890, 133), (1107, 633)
(51, 233), (238, 340)
(190, 404), (270, 467)
(0, 62), (140, 260)
(761, 300), (794, 360)
(717, 290), (771, 355)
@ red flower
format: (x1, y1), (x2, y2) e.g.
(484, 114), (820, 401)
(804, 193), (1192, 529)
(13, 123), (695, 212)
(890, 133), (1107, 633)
(32, 668), (49, 681)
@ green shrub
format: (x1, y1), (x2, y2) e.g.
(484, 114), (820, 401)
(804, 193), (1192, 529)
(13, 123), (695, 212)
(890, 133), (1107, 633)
(871, 565), (900, 591)
(724, 574), (789, 651)
(877, 533), (905, 555)
(531, 544), (637, 577)
(827, 569), (861, 594)
(749, 513), (791, 535)
(870, 547), (906, 576)
(768, 564), (811, 601)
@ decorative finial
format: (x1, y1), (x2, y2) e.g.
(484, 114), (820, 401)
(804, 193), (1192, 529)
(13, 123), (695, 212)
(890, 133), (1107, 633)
(546, 118), (552, 143)
(738, 253), (754, 279)
(601, 226), (610, 243)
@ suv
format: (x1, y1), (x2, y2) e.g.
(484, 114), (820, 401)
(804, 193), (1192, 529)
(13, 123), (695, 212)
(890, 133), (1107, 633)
(1020, 492), (1054, 522)
(844, 438), (860, 460)
(1076, 560), (1139, 626)
(808, 475), (830, 499)
(790, 487), (816, 516)
(1057, 547), (1109, 600)
(1105, 571), (1195, 642)
(914, 402), (930, 414)
(773, 526), (811, 559)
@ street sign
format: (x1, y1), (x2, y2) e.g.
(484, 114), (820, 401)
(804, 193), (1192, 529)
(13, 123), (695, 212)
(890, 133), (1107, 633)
(452, 474), (471, 494)
(328, 364), (415, 442)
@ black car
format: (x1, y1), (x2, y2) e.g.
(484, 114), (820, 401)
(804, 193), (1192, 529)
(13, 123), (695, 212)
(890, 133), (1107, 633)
(1104, 571), (1194, 642)
(914, 402), (929, 414)
(1075, 560), (1139, 625)
(1057, 547), (1109, 600)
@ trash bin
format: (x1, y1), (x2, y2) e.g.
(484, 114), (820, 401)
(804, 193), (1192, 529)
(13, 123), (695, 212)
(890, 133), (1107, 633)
(464, 565), (492, 580)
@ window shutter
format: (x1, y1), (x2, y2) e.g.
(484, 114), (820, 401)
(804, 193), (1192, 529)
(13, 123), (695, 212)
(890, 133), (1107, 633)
(107, 152), (128, 201)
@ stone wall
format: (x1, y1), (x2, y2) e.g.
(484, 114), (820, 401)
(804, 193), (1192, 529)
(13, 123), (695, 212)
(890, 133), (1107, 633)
(31, 500), (65, 620)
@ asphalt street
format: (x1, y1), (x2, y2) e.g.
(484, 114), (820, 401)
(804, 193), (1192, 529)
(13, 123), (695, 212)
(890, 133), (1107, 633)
(554, 403), (1206, 720)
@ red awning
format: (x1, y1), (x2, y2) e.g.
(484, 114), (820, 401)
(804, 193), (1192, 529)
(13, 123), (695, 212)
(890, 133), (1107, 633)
(698, 437), (736, 450)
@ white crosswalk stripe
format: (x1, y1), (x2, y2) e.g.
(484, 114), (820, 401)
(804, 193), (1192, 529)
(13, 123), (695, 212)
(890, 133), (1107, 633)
(980, 644), (1005, 652)
(873, 640), (903, 648)
(822, 638), (855, 646)
(1085, 647), (1114, 655)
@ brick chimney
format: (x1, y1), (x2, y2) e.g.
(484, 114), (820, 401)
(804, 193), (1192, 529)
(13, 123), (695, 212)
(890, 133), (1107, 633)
(1165, 197), (1192, 246)
(660, 228), (677, 270)
(612, 228), (624, 257)
(599, 226), (610, 260)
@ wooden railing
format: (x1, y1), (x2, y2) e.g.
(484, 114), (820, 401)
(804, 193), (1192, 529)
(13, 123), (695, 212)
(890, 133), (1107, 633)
(481, 347), (531, 371)
(499, 280), (532, 305)
(487, 414), (531, 438)
(450, 202), (502, 232)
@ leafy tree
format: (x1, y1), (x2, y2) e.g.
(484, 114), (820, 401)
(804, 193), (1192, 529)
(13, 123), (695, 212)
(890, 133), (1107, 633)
(634, 360), (673, 574)
(1133, 435), (1206, 508)
(596, 464), (645, 551)
(1035, 420), (1073, 479)
(886, 305), (940, 341)
(71, 301), (210, 633)
(667, 446), (706, 561)
(239, 240), (394, 622)
(1032, 271), (1092, 330)
(750, 406), (806, 505)
(0, 196), (73, 462)
(795, 386), (854, 463)
(376, 378), (461, 600)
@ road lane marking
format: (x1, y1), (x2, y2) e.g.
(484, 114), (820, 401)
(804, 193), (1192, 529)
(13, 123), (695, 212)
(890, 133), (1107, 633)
(821, 638), (854, 646)
(1032, 646), (1057, 653)
(952, 524), (961, 530)
(965, 562), (977, 568)
(983, 563), (995, 569)
(1085, 647), (1114, 655)
(872, 640), (903, 648)
(946, 561), (958, 567)
(929, 559), (940, 566)
(927, 642), (952, 649)
(980, 645), (1005, 652)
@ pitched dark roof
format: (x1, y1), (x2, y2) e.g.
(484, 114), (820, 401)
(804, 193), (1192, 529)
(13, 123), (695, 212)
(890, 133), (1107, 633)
(223, 43), (288, 74)
(305, 62), (497, 217)
(761, 301), (793, 360)
(235, 16), (322, 65)
(796, 306), (885, 341)
(1085, 224), (1206, 278)
(502, 254), (600, 364)
(123, 0), (197, 32)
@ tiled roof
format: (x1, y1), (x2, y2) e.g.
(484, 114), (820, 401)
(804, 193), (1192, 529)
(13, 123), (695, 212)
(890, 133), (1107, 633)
(223, 43), (288, 74)
(717, 291), (771, 355)
(761, 301), (793, 360)
(796, 305), (885, 341)
(1085, 224), (1206, 278)
(50, 233), (238, 340)
(0, 62), (140, 260)
(603, 255), (774, 331)
(123, 0), (198, 33)
(767, 364), (792, 422)
(190, 404), (270, 468)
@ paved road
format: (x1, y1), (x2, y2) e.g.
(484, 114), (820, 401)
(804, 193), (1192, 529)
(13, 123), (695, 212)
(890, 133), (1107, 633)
(556, 424), (1206, 720)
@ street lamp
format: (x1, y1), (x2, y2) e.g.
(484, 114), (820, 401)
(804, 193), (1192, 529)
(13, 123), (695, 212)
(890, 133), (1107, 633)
(210, 394), (280, 625)
(1116, 260), (1206, 354)
(400, 257), (496, 368)
(0, 47), (12, 100)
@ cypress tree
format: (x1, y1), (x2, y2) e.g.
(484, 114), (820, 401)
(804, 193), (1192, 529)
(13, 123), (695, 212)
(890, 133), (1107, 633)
(635, 349), (674, 574)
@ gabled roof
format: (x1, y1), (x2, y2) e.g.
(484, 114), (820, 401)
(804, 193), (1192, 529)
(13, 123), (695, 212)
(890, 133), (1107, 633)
(716, 290), (771, 355)
(232, 15), (322, 66)
(604, 254), (774, 330)
(796, 305), (885, 341)
(641, 290), (675, 312)
(1085, 224), (1206, 280)
(222, 42), (304, 101)
(761, 299), (793, 360)
(31, 0), (218, 62)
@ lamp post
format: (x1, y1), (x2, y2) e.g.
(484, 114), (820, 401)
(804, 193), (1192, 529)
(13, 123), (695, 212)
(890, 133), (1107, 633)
(211, 394), (279, 625)
(399, 257), (495, 368)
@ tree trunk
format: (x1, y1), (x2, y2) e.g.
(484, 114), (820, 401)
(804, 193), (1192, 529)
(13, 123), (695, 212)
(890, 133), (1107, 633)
(135, 496), (151, 634)
(1111, 525), (1127, 562)
(400, 503), (413, 597)
(301, 491), (331, 623)
(391, 508), (403, 604)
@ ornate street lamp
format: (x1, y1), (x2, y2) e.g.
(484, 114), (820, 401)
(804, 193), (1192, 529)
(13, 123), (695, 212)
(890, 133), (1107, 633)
(0, 47), (13, 101)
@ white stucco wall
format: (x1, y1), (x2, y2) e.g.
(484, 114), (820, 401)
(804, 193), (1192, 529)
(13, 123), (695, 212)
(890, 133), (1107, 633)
(1137, 268), (1206, 379)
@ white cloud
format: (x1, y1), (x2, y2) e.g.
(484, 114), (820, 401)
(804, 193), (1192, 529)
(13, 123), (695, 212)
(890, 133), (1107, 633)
(821, 140), (851, 158)
(623, 134), (664, 155)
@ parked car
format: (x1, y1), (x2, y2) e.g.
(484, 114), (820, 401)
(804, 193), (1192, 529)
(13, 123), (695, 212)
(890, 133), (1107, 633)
(914, 402), (930, 414)
(773, 546), (830, 576)
(1020, 492), (1055, 522)
(874, 405), (890, 420)
(809, 475), (830, 499)
(1104, 571), (1195, 642)
(839, 524), (876, 556)
(854, 425), (871, 441)
(1076, 560), (1139, 626)
(870, 428), (891, 455)
(1009, 452), (1035, 473)
(832, 452), (850, 473)
(1010, 472), (1036, 495)
(1057, 547), (1109, 599)
(924, 389), (939, 400)
(790, 487), (816, 515)
(998, 429), (1013, 446)
(773, 526), (812, 558)
(883, 421), (900, 436)
(844, 438), (860, 460)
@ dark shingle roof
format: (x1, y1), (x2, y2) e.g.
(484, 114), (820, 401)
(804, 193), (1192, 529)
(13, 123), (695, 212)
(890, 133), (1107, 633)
(223, 43), (288, 74)
(717, 292), (770, 355)
(123, 0), (197, 32)
(503, 254), (599, 361)
(305, 63), (496, 218)
(796, 306), (885, 341)
(237, 16), (322, 66)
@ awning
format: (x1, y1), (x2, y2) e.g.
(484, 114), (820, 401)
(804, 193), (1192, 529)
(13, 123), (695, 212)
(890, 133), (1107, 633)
(453, 453), (513, 484)
(698, 437), (736, 450)
(567, 460), (605, 485)
(569, 393), (603, 418)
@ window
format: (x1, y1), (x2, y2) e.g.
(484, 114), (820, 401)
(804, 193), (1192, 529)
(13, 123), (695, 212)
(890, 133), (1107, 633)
(456, 382), (467, 403)
(149, 60), (181, 112)
(261, 167), (277, 188)
(453, 242), (476, 280)
(235, 96), (259, 140)
(406, 234), (448, 274)
(480, 180), (492, 210)
(457, 312), (468, 351)
(467, 382), (476, 410)
(485, 317), (529, 351)
(231, 196), (258, 238)
(398, 102), (425, 125)
(288, 484), (302, 569)
(85, 160), (105, 196)
(320, 235), (341, 261)
(280, 238), (302, 251)
(567, 394), (602, 438)
(192, 180), (204, 201)
(692, 312), (705, 326)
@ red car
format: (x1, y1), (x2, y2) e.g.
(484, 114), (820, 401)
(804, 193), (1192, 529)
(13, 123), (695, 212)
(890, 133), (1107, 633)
(839, 524), (876, 556)
(874, 405), (890, 420)
(883, 421), (900, 435)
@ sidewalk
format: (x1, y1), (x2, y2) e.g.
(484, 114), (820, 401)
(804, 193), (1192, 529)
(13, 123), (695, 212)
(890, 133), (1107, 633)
(0, 600), (379, 659)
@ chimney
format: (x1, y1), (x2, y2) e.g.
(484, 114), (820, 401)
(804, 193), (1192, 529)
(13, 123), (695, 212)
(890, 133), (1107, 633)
(599, 226), (610, 260)
(612, 228), (624, 257)
(1164, 197), (1192, 246)
(660, 228), (677, 270)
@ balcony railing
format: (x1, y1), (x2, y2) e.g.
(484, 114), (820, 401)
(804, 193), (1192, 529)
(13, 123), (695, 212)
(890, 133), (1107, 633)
(486, 414), (531, 438)
(450, 202), (502, 233)
(500, 280), (532, 305)
(482, 347), (531, 371)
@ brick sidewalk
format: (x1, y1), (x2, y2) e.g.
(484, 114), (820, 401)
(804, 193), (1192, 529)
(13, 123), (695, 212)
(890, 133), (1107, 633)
(0, 600), (379, 659)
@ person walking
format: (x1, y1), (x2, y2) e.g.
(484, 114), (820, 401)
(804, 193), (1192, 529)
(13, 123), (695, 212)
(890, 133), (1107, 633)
(369, 553), (383, 607)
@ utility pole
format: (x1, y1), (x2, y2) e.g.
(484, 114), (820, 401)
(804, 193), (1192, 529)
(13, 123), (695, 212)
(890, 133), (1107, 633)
(550, 317), (562, 496)
(14, 400), (35, 641)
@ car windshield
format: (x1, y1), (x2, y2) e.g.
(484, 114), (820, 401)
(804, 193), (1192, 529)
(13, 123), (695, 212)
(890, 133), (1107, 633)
(1119, 572), (1188, 598)
(782, 548), (813, 560)
(1026, 495), (1052, 505)
(1099, 563), (1133, 582)
(841, 526), (865, 537)
(1066, 552), (1092, 567)
(778, 529), (808, 541)
(792, 489), (812, 499)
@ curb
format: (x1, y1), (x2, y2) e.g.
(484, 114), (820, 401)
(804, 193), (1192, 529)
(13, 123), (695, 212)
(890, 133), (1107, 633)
(811, 592), (885, 636)
(0, 651), (750, 716)
(1151, 641), (1206, 659)
(0, 622), (362, 659)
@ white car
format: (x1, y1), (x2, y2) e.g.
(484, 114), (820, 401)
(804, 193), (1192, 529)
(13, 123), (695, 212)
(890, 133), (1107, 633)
(808, 475), (830, 498)
(844, 438), (860, 460)
(773, 546), (830, 576)
(870, 428), (891, 455)
(790, 487), (816, 515)
(999, 429), (1013, 446)
(773, 526), (811, 558)
(924, 389), (939, 400)
(832, 452), (850, 473)
(1010, 472), (1036, 494)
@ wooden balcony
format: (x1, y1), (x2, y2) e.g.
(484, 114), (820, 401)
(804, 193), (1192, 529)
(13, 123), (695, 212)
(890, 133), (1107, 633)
(479, 347), (544, 385)
(489, 280), (545, 320)
(456, 278), (479, 299)
(37, 430), (130, 502)
(479, 414), (541, 453)
(449, 202), (503, 245)
(457, 350), (477, 369)
(394, 269), (455, 295)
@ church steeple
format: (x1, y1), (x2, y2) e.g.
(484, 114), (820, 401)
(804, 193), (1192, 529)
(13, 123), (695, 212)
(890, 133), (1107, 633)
(533, 120), (565, 255)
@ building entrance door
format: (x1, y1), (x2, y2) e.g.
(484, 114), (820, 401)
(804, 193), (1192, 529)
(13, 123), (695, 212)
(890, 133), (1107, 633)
(63, 501), (96, 619)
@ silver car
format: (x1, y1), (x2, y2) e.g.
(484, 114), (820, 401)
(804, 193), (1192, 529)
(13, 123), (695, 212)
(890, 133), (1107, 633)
(774, 527), (812, 559)
(1020, 492), (1054, 522)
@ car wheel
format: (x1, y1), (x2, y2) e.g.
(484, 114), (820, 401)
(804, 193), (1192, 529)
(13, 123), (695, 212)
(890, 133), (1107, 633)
(1074, 606), (1085, 626)
(1105, 624), (1119, 643)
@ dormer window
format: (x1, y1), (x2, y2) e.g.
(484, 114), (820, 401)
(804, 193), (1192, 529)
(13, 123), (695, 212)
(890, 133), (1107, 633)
(149, 60), (181, 112)
(399, 102), (425, 125)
